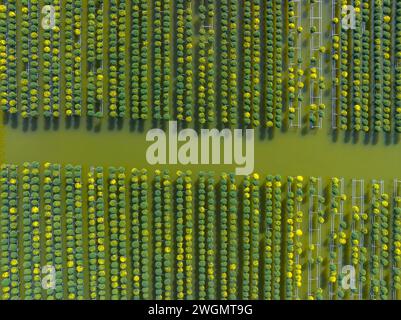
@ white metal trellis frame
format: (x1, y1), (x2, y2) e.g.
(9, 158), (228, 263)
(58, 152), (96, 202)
(289, 0), (303, 129)
(352, 179), (365, 300)
(295, 181), (302, 300)
(307, 177), (323, 298)
(309, 0), (323, 129)
(337, 177), (344, 297)
(329, 177), (344, 299)
(370, 179), (384, 299)
(287, 178), (302, 299)
(392, 180), (401, 300)
(331, 0), (340, 129)
(286, 180), (294, 297)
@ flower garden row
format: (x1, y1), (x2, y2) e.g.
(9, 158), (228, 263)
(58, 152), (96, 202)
(196, 1), (215, 125)
(287, 0), (304, 128)
(86, 0), (103, 118)
(220, 0), (237, 126)
(332, 0), (397, 133)
(264, 0), (283, 128)
(175, 0), (192, 123)
(108, 0), (127, 118)
(21, 0), (39, 118)
(1, 164), (401, 299)
(131, 0), (149, 120)
(0, 1), (17, 114)
(395, 0), (401, 131)
(65, 0), (82, 116)
(308, 0), (326, 128)
(1, 1), (401, 131)
(2, 1), (381, 130)
(42, 0), (61, 118)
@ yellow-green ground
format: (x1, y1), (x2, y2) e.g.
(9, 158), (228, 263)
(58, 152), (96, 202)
(1, 0), (401, 300)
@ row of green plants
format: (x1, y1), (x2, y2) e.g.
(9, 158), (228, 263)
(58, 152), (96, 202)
(242, 0), (260, 128)
(87, 0), (103, 118)
(308, 1), (326, 128)
(227, 173), (238, 298)
(87, 166), (106, 299)
(153, 170), (164, 299)
(340, 0), (349, 130)
(332, 0), (397, 133)
(264, 175), (283, 299)
(20, 1), (39, 118)
(43, 0), (60, 118)
(328, 177), (345, 299)
(108, 167), (128, 299)
(287, 0), (303, 125)
(285, 176), (295, 299)
(396, 0), (401, 132)
(360, 0), (371, 132)
(131, 0), (149, 119)
(284, 176), (305, 299)
(65, 165), (84, 299)
(351, 0), (362, 131)
(3, 165), (401, 299)
(333, 0), (363, 131)
(220, 1), (237, 126)
(107, 0), (128, 118)
(72, 0), (82, 115)
(64, 0), (79, 116)
(350, 203), (367, 299)
(108, 0), (119, 118)
(381, 0), (392, 133)
(219, 173), (229, 298)
(393, 194), (401, 295)
(131, 168), (149, 299)
(161, 170), (173, 299)
(307, 177), (325, 300)
(264, 1), (277, 127)
(21, 162), (42, 299)
(117, 0), (127, 117)
(153, 0), (171, 121)
(370, 183), (389, 299)
(43, 163), (63, 299)
(175, 0), (193, 123)
(197, 1), (215, 125)
(0, 164), (19, 299)
(0, 2), (17, 114)
(2, 1), (401, 133)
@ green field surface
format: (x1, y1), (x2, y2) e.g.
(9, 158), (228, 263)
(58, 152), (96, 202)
(0, 0), (401, 300)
